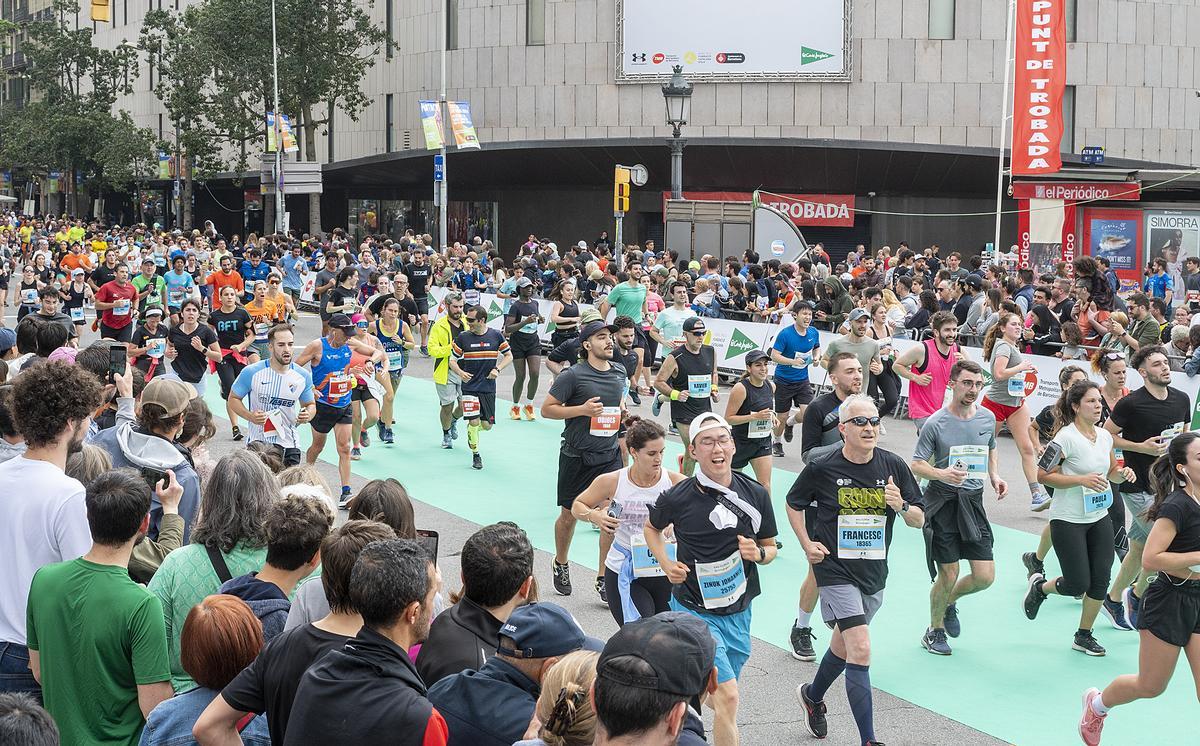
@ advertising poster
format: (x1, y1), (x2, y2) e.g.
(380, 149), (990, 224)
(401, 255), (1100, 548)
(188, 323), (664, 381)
(447, 101), (481, 150)
(418, 101), (444, 150)
(1145, 210), (1200, 266)
(1082, 208), (1142, 287)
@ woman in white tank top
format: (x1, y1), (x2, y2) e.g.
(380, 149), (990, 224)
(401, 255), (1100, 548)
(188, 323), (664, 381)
(570, 417), (685, 625)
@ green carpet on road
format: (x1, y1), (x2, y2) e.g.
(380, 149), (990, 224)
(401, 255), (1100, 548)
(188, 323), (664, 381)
(204, 374), (1193, 745)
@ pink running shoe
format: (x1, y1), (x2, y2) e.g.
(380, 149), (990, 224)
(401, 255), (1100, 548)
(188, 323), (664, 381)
(1078, 688), (1106, 746)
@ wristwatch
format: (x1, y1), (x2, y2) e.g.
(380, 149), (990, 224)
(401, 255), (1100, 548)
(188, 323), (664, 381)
(900, 501), (910, 513)
(757, 546), (766, 563)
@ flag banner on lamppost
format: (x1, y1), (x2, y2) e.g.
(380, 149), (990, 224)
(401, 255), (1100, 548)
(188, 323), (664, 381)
(47, 172), (60, 193)
(265, 112), (299, 153)
(1011, 0), (1066, 175)
(418, 101), (444, 150)
(157, 151), (171, 179)
(447, 101), (481, 150)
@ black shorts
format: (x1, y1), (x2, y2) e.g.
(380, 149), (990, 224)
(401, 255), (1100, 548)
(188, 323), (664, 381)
(351, 382), (376, 402)
(732, 436), (772, 469)
(926, 495), (995, 564)
(1139, 574), (1200, 647)
(508, 332), (542, 359)
(312, 401), (353, 434)
(414, 296), (430, 315)
(557, 448), (623, 509)
(773, 378), (814, 412)
(670, 402), (711, 427)
(269, 444), (302, 467)
(462, 392), (496, 424)
(100, 321), (133, 343)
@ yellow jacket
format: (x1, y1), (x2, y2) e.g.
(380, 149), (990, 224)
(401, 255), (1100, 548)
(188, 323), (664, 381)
(428, 314), (461, 384)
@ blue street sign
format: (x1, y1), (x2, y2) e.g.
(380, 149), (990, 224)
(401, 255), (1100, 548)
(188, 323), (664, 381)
(1081, 146), (1105, 165)
(433, 154), (444, 182)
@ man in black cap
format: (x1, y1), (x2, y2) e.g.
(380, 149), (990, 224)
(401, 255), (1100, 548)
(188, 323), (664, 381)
(723, 349), (776, 491)
(592, 611), (718, 746)
(427, 602), (601, 746)
(542, 317), (627, 597)
(653, 316), (719, 476)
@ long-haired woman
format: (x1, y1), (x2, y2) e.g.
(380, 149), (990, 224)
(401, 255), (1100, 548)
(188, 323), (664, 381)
(982, 312), (1044, 509)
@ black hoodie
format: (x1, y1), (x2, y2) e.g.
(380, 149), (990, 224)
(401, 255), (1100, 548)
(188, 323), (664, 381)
(284, 626), (448, 746)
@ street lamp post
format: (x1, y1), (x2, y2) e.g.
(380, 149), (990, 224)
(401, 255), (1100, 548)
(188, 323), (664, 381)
(661, 65), (693, 201)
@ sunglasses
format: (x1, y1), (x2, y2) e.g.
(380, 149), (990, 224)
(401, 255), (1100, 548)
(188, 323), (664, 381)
(269, 279), (281, 284)
(1103, 351), (1126, 360)
(687, 329), (705, 336)
(844, 416), (882, 427)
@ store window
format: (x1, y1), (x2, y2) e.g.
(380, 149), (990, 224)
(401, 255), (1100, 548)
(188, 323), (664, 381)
(348, 199), (497, 246)
(527, 0), (545, 45)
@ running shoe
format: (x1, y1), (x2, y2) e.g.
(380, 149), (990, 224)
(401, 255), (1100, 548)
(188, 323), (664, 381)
(552, 562), (572, 596)
(783, 418), (794, 442)
(595, 576), (607, 604)
(510, 405), (521, 420)
(450, 420), (459, 439)
(1101, 596), (1133, 631)
(381, 427), (395, 445)
(350, 447), (361, 460)
(522, 404), (536, 421)
(376, 422), (386, 442)
(231, 426), (243, 441)
(1078, 688), (1107, 746)
(441, 431), (452, 449)
(359, 429), (370, 447)
(629, 390), (641, 406)
(668, 423), (679, 436)
(1072, 630), (1106, 656)
(419, 345), (429, 357)
(1024, 573), (1047, 620)
(1022, 551), (1045, 579)
(943, 603), (961, 638)
(651, 395), (663, 417)
(338, 487), (353, 509)
(472, 452), (482, 470)
(772, 441), (785, 458)
(789, 624), (815, 662)
(1029, 490), (1052, 512)
(1122, 587), (1142, 628)
(921, 627), (952, 655)
(796, 683), (827, 738)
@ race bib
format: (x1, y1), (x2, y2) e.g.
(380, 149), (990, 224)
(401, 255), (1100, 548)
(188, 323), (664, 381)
(1114, 448), (1125, 469)
(328, 373), (353, 399)
(521, 318), (539, 334)
(1007, 376), (1026, 398)
(20, 289), (36, 305)
(168, 288), (185, 306)
(262, 408), (290, 435)
(1083, 484), (1113, 514)
(695, 549), (747, 610)
(254, 322), (271, 341)
(748, 417), (773, 439)
(948, 445), (988, 476)
(837, 514), (887, 560)
(1161, 422), (1186, 443)
(687, 374), (711, 398)
(794, 351), (812, 366)
(464, 288), (480, 306)
(387, 351), (404, 370)
(147, 338), (166, 358)
(153, 255), (166, 267)
(462, 395), (481, 419)
(590, 406), (621, 437)
(629, 534), (676, 579)
(69, 306), (84, 321)
(113, 299), (131, 316)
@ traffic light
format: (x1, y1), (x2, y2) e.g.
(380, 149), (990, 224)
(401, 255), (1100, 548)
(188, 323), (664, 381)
(613, 166), (631, 213)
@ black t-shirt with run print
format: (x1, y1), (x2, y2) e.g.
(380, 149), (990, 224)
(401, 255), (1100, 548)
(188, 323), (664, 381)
(208, 308), (252, 349)
(404, 263), (432, 298)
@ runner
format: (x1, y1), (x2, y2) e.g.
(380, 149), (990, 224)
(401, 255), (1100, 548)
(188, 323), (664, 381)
(166, 298), (222, 397)
(893, 311), (962, 432)
(910, 360), (1007, 655)
(449, 304), (513, 470)
(647, 281), (697, 416)
(372, 296), (415, 444)
(204, 255), (245, 313)
(348, 315), (386, 460)
(239, 248), (270, 301)
(611, 314), (645, 412)
(599, 259), (649, 359)
(404, 248), (434, 355)
(788, 394), (924, 746)
(542, 317), (627, 597)
(548, 280), (581, 349)
(244, 280), (288, 362)
(1079, 430), (1200, 745)
(208, 286), (254, 440)
(163, 252), (195, 324)
(227, 324), (316, 467)
(132, 258), (166, 318)
(296, 313), (388, 505)
(128, 307), (168, 380)
(770, 300), (820, 457)
(724, 349), (776, 491)
(644, 412), (778, 746)
(981, 312), (1047, 510)
(503, 276), (543, 421)
(653, 317), (719, 476)
(1024, 380), (1135, 657)
(1103, 345), (1190, 631)
(429, 292), (467, 449)
(59, 268), (91, 333)
(264, 273), (296, 321)
(15, 265), (41, 322)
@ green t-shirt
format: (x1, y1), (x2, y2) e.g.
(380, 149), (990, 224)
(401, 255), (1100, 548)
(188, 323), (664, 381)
(132, 273), (166, 312)
(27, 558), (170, 746)
(605, 282), (647, 324)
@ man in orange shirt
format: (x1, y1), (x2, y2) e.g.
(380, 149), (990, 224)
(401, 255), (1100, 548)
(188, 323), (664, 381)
(59, 244), (94, 275)
(205, 254), (245, 308)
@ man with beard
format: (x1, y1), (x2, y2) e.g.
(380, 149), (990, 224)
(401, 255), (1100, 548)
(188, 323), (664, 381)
(910, 361), (1007, 656)
(429, 292), (468, 450)
(228, 325), (317, 468)
(0, 361), (102, 697)
(893, 311), (962, 433)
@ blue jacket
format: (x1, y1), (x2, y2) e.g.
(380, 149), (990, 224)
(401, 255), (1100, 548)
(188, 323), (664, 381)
(219, 573), (292, 642)
(140, 686), (270, 746)
(427, 656), (539, 746)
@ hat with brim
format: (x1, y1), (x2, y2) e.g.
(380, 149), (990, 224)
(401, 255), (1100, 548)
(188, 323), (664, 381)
(580, 320), (618, 341)
(328, 313), (356, 333)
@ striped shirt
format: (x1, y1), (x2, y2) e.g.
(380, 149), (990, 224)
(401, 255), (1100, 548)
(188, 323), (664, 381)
(452, 329), (509, 394)
(230, 360), (315, 448)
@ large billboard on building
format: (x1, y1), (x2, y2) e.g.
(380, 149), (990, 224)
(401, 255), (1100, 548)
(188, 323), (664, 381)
(617, 0), (850, 82)
(1145, 210), (1200, 266)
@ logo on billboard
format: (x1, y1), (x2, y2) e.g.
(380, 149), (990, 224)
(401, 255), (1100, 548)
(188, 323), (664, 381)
(715, 52), (745, 64)
(771, 240), (786, 256)
(487, 301), (503, 323)
(683, 51), (697, 64)
(652, 53), (665, 64)
(725, 329), (759, 361)
(631, 53), (647, 63)
(800, 47), (834, 65)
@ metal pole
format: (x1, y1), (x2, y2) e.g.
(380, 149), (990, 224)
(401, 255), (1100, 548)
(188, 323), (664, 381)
(669, 135), (685, 201)
(270, 0), (285, 236)
(614, 213), (623, 271)
(992, 0), (1015, 262)
(438, 0), (449, 254)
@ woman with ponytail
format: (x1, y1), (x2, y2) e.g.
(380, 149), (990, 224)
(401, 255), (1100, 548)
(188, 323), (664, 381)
(516, 651), (599, 746)
(982, 312), (1045, 510)
(1080, 431), (1200, 744)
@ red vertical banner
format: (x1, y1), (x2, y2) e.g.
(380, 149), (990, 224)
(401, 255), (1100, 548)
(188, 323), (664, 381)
(1011, 0), (1067, 175)
(1061, 201), (1076, 264)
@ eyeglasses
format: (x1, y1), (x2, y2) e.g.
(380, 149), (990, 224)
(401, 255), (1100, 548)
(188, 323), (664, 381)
(1104, 351), (1126, 360)
(843, 416), (882, 427)
(694, 434), (734, 448)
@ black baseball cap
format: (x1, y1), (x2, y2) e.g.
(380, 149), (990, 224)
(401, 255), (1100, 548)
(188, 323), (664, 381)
(328, 313), (356, 332)
(745, 349), (769, 365)
(682, 317), (707, 334)
(597, 612), (716, 698)
(579, 319), (618, 341)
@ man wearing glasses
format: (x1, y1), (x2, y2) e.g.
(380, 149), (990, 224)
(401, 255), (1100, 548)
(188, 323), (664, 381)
(909, 360), (1007, 656)
(643, 412), (778, 746)
(654, 316), (719, 476)
(787, 394), (924, 746)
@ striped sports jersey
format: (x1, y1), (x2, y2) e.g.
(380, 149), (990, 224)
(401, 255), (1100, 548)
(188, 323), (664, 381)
(452, 329), (509, 394)
(230, 360), (315, 448)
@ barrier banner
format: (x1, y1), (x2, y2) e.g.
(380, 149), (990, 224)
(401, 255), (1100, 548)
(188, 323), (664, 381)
(1011, 0), (1067, 175)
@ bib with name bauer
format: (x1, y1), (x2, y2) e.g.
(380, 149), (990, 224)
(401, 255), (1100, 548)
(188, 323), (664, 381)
(590, 406), (621, 437)
(948, 444), (988, 475)
(695, 549), (746, 610)
(687, 374), (711, 398)
(629, 534), (677, 578)
(838, 514), (886, 560)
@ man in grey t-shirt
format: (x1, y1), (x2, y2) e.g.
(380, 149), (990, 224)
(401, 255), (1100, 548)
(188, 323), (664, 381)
(909, 359), (1007, 656)
(822, 308), (882, 393)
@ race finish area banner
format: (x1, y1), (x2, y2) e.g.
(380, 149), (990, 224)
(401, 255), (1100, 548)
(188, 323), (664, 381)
(426, 287), (1200, 428)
